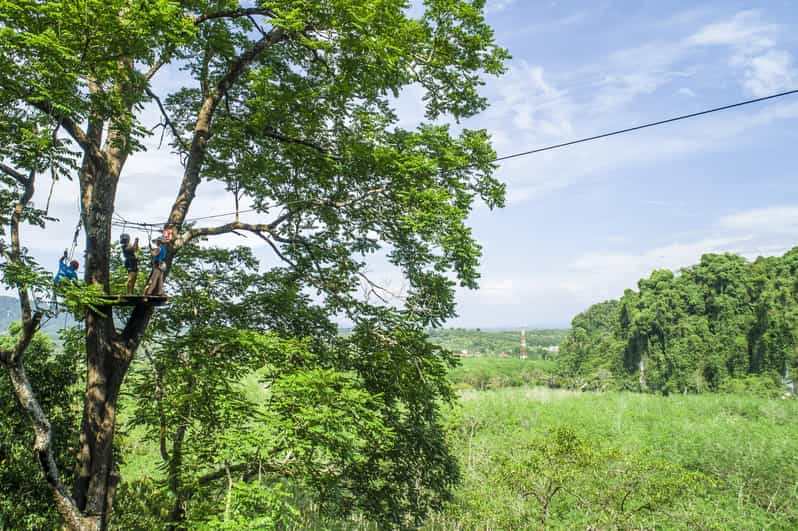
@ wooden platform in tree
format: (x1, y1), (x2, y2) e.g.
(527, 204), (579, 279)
(95, 295), (169, 307)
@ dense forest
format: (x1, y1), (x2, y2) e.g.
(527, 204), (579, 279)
(0, 296), (19, 332)
(559, 250), (798, 394)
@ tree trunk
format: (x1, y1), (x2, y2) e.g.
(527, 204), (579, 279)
(71, 155), (152, 528)
(166, 421), (189, 530)
(61, 28), (282, 524)
(72, 321), (131, 521)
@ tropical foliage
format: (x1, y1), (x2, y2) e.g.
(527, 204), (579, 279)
(559, 251), (798, 394)
(0, 0), (508, 528)
(431, 385), (798, 529)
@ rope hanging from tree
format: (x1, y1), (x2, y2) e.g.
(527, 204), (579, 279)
(68, 217), (82, 261)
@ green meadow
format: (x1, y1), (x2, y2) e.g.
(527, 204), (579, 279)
(431, 385), (798, 530)
(448, 357), (558, 390)
(118, 356), (798, 529)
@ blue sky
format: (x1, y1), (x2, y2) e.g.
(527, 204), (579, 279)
(23, 1), (798, 328)
(448, 0), (798, 327)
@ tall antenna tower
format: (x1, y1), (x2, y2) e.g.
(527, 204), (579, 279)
(520, 329), (527, 360)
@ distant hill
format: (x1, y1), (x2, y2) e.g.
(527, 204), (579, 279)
(0, 296), (21, 333)
(0, 296), (76, 339)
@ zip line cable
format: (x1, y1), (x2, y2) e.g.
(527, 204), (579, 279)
(493, 87), (798, 162)
(111, 87), (798, 229)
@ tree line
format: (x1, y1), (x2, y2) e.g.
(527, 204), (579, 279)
(428, 328), (567, 357)
(559, 251), (798, 394)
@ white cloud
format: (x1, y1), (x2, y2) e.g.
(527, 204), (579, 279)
(688, 10), (797, 97)
(688, 10), (775, 48)
(486, 0), (517, 15)
(493, 61), (574, 137)
(557, 11), (587, 26)
(463, 9), (798, 209)
(742, 50), (797, 97)
(479, 53), (798, 205)
(718, 205), (798, 234)
(588, 41), (694, 113)
(581, 9), (796, 108)
(499, 97), (798, 204)
(452, 203), (798, 327)
(474, 277), (516, 302)
(562, 205), (798, 306)
(455, 272), (590, 327)
(571, 236), (747, 276)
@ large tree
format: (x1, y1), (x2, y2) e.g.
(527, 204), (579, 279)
(0, 0), (507, 529)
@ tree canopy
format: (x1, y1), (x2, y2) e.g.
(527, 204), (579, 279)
(558, 251), (798, 394)
(0, 1), (508, 529)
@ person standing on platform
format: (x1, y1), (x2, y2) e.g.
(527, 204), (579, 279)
(144, 237), (167, 296)
(120, 233), (139, 295)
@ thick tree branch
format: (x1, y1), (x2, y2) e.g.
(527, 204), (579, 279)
(262, 127), (341, 161)
(0, 76), (89, 151)
(2, 312), (97, 531)
(100, 58), (139, 175)
(0, 163), (30, 186)
(0, 312), (40, 368)
(27, 100), (103, 163)
(85, 80), (104, 148)
(120, 302), (155, 348)
(247, 15), (268, 37)
(142, 350), (171, 463)
(197, 459), (281, 485)
(261, 233), (298, 269)
(178, 211), (293, 247)
(10, 168), (36, 319)
(198, 462), (250, 485)
(144, 57), (169, 81)
(214, 26), (288, 114)
(0, 164), (94, 529)
(167, 27), (289, 230)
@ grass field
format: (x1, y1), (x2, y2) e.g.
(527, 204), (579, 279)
(430, 387), (798, 530)
(449, 357), (557, 390)
(120, 357), (798, 529)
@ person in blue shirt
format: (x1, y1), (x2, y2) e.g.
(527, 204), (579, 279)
(144, 237), (167, 296)
(53, 250), (79, 284)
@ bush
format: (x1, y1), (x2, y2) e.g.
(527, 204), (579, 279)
(718, 374), (783, 398)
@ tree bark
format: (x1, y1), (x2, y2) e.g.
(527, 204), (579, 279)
(165, 420), (189, 530)
(70, 151), (151, 529)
